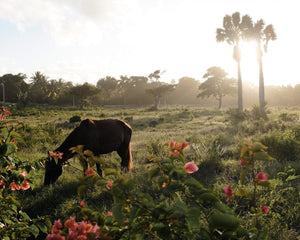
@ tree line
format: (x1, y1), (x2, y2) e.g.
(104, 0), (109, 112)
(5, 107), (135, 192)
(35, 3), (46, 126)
(0, 70), (299, 109)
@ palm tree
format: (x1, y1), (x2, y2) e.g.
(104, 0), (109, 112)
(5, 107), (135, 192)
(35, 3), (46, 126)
(252, 20), (276, 112)
(216, 12), (253, 112)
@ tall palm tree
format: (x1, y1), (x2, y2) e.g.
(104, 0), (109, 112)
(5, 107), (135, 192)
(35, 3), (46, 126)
(252, 20), (276, 112)
(216, 12), (253, 112)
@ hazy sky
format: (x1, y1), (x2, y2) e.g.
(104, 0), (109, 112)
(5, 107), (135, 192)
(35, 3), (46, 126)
(0, 0), (299, 86)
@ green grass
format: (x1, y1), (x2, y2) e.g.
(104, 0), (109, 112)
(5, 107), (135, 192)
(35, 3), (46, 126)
(10, 105), (300, 239)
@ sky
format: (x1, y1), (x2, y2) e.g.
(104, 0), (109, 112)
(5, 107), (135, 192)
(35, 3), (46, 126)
(0, 0), (299, 87)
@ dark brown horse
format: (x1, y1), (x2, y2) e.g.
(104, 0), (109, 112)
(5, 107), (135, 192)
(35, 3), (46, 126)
(44, 119), (132, 185)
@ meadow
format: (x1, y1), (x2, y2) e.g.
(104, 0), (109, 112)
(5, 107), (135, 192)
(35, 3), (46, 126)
(2, 105), (300, 239)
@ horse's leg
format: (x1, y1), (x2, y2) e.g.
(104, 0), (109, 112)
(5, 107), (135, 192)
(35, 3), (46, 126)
(96, 163), (102, 177)
(117, 145), (131, 172)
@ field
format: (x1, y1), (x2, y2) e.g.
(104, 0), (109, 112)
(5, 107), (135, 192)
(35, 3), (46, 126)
(3, 105), (300, 239)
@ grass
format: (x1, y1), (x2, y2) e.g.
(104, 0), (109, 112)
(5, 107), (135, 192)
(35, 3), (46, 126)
(9, 105), (300, 239)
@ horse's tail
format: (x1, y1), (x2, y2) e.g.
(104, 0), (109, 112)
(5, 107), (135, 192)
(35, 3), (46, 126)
(128, 142), (133, 171)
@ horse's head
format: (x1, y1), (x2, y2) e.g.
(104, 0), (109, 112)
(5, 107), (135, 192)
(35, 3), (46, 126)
(44, 154), (63, 185)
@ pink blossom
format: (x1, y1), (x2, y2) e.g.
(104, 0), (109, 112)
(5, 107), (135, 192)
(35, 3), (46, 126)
(104, 211), (113, 216)
(256, 172), (268, 182)
(223, 184), (234, 202)
(170, 150), (182, 156)
(49, 151), (63, 159)
(162, 182), (167, 188)
(181, 142), (189, 149)
(239, 160), (245, 166)
(169, 140), (176, 149)
(65, 216), (77, 231)
(79, 201), (85, 208)
(106, 180), (113, 189)
(19, 169), (27, 177)
(0, 179), (5, 189)
(46, 233), (65, 240)
(21, 180), (30, 190)
(184, 160), (199, 174)
(261, 205), (269, 214)
(84, 168), (96, 176)
(10, 182), (20, 191)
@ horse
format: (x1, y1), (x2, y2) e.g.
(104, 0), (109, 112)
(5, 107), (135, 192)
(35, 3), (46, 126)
(44, 118), (133, 185)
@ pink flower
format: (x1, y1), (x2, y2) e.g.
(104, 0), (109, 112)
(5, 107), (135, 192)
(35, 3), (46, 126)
(162, 182), (167, 188)
(19, 169), (27, 177)
(10, 182), (20, 191)
(46, 233), (65, 240)
(79, 201), (85, 208)
(49, 151), (63, 159)
(256, 172), (268, 182)
(84, 168), (96, 176)
(104, 211), (113, 216)
(0, 179), (5, 189)
(184, 160), (199, 174)
(106, 180), (113, 189)
(52, 219), (63, 233)
(176, 143), (182, 150)
(64, 216), (77, 231)
(21, 180), (30, 190)
(169, 140), (176, 149)
(239, 160), (245, 166)
(261, 205), (269, 214)
(11, 138), (17, 143)
(223, 184), (234, 202)
(170, 150), (182, 156)
(181, 142), (189, 149)
(66, 232), (78, 240)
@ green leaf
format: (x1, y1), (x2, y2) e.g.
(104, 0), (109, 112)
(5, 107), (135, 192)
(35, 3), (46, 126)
(77, 185), (87, 198)
(0, 143), (16, 156)
(10, 131), (25, 144)
(257, 227), (268, 240)
(254, 151), (273, 161)
(104, 168), (120, 177)
(239, 167), (248, 185)
(112, 203), (124, 225)
(29, 224), (40, 238)
(36, 222), (48, 234)
(186, 207), (201, 232)
(240, 146), (248, 158)
(148, 167), (160, 180)
(209, 211), (240, 230)
(250, 142), (267, 152)
(286, 175), (300, 182)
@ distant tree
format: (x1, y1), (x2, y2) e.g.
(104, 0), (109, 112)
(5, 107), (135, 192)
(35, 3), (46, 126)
(216, 12), (253, 112)
(29, 71), (49, 103)
(198, 67), (236, 109)
(146, 70), (175, 110)
(96, 76), (118, 104)
(251, 19), (277, 112)
(168, 77), (200, 104)
(0, 73), (29, 103)
(70, 82), (98, 108)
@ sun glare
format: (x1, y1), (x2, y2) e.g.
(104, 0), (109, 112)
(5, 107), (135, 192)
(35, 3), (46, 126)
(240, 42), (259, 86)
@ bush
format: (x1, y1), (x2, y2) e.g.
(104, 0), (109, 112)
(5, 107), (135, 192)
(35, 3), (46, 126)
(69, 115), (81, 123)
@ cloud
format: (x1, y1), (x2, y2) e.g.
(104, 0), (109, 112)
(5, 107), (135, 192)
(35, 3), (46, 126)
(0, 0), (140, 46)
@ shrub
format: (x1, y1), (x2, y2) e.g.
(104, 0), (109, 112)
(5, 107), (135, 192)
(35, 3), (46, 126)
(69, 115), (81, 123)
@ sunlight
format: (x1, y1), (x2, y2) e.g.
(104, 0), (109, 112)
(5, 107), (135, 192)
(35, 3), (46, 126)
(240, 41), (259, 86)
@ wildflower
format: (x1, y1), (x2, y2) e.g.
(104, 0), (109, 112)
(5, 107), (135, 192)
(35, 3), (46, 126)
(176, 142), (182, 149)
(104, 211), (113, 216)
(223, 184), (234, 202)
(79, 201), (85, 208)
(169, 140), (176, 149)
(84, 168), (96, 176)
(106, 180), (113, 189)
(261, 205), (269, 214)
(46, 233), (65, 240)
(170, 150), (182, 156)
(49, 151), (63, 159)
(256, 172), (268, 182)
(239, 159), (245, 166)
(10, 182), (20, 191)
(64, 216), (77, 231)
(11, 138), (17, 143)
(181, 141), (189, 149)
(0, 179), (5, 189)
(21, 180), (30, 190)
(52, 219), (63, 232)
(184, 160), (199, 174)
(19, 169), (27, 177)
(162, 182), (167, 188)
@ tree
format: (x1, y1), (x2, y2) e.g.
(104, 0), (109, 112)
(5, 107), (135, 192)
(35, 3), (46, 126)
(146, 70), (175, 110)
(29, 71), (49, 103)
(0, 73), (29, 103)
(96, 76), (118, 104)
(216, 12), (253, 112)
(198, 67), (236, 109)
(70, 83), (99, 108)
(251, 19), (276, 112)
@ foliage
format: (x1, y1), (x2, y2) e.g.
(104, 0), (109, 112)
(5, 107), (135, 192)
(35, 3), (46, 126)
(0, 106), (51, 239)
